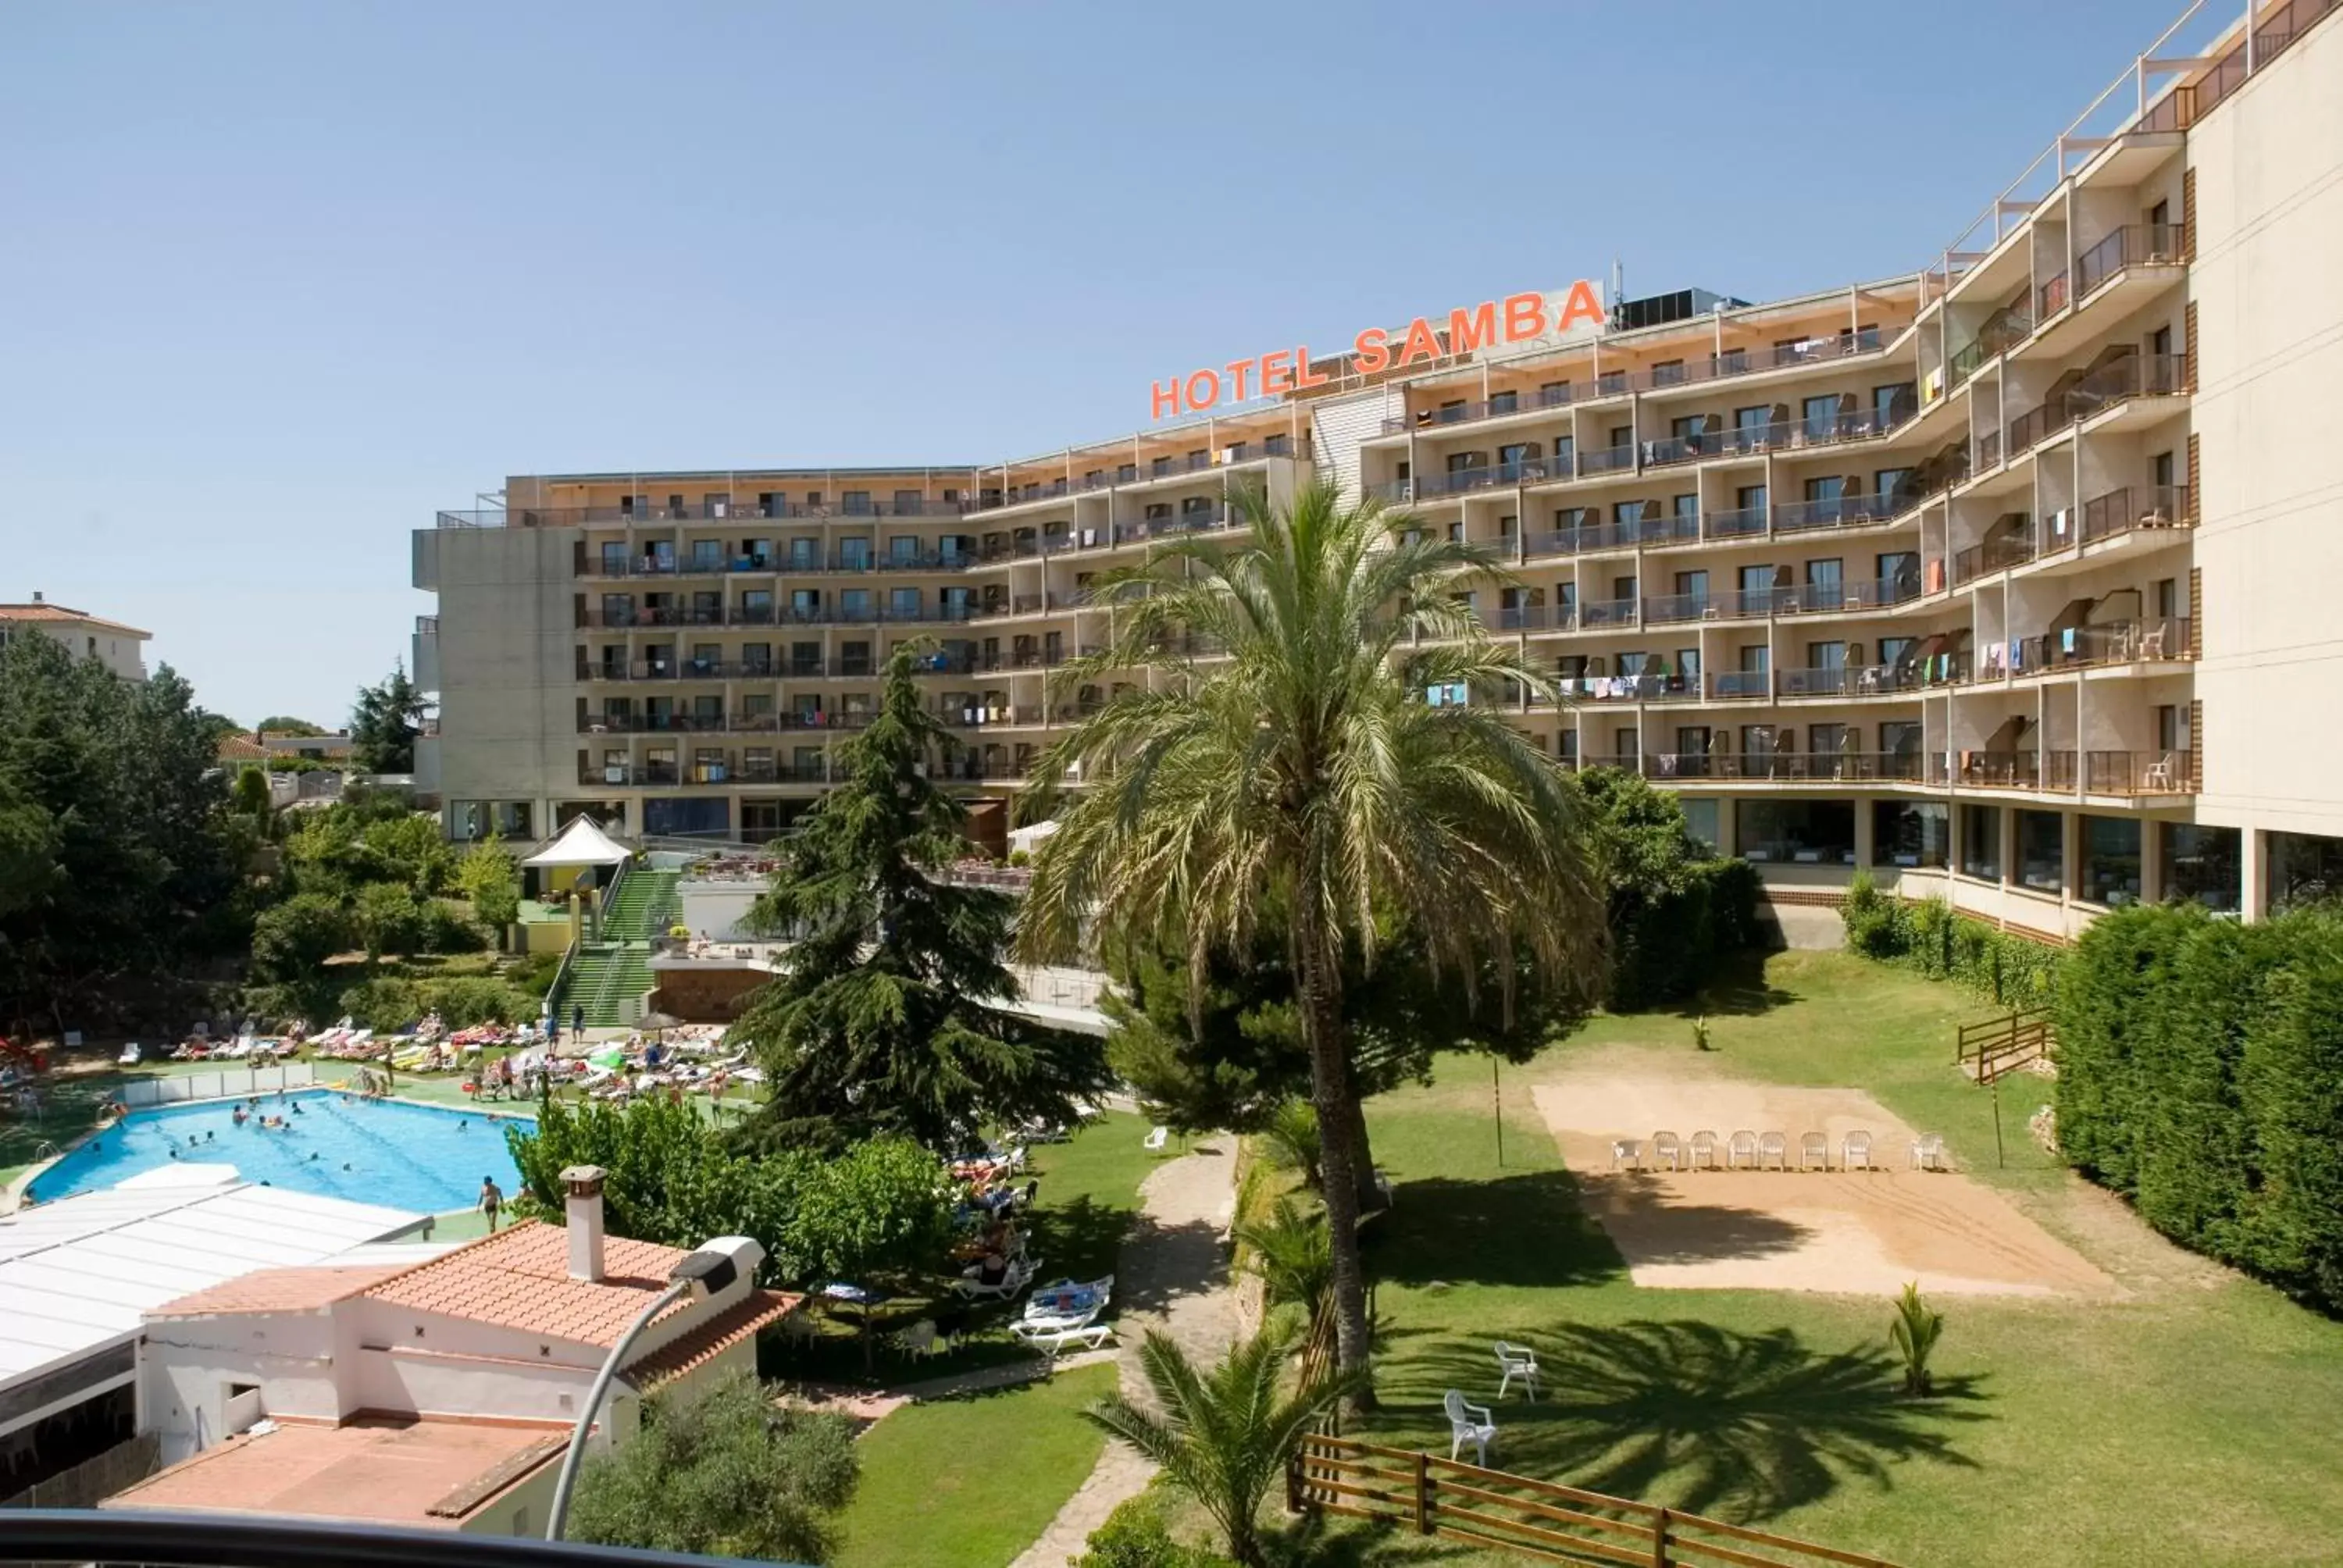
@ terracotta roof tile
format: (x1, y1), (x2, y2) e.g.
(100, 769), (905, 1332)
(361, 1221), (707, 1346)
(628, 1289), (802, 1388)
(148, 1265), (405, 1318)
(0, 602), (150, 636)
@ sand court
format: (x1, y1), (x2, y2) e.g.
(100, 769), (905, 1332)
(1532, 1066), (2117, 1299)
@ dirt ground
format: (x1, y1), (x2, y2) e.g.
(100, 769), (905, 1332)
(1532, 1067), (2117, 1299)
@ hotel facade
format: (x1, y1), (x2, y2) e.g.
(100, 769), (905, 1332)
(414, 0), (2343, 933)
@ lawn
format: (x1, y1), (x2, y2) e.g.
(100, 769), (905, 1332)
(833, 1360), (1117, 1568)
(1299, 952), (2343, 1568)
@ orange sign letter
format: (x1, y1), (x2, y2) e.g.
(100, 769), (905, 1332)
(1556, 279), (1607, 331)
(1353, 326), (1390, 376)
(1395, 315), (1443, 369)
(1151, 377), (1183, 420)
(1293, 346), (1329, 390)
(1225, 358), (1255, 403)
(1503, 292), (1546, 342)
(1183, 369), (1222, 413)
(1259, 350), (1295, 396)
(1446, 301), (1498, 355)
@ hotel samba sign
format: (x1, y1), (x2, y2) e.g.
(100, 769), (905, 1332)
(1148, 281), (1607, 421)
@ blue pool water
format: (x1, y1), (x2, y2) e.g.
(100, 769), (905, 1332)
(28, 1090), (535, 1213)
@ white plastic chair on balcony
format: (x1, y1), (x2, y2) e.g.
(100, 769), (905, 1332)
(1143, 1125), (1169, 1153)
(1911, 1133), (1949, 1171)
(1728, 1130), (1760, 1170)
(2143, 752), (2179, 791)
(1494, 1342), (1539, 1400)
(1758, 1131), (1788, 1171)
(1799, 1131), (1831, 1171)
(1651, 1131), (1684, 1171)
(1689, 1130), (1720, 1171)
(1842, 1131), (1875, 1171)
(1444, 1389), (1498, 1464)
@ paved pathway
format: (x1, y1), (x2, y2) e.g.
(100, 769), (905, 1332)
(1007, 1133), (1238, 1568)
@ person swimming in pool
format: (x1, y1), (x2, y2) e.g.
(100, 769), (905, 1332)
(291, 1101), (302, 1115)
(232, 1106), (248, 1125)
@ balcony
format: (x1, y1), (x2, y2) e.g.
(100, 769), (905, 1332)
(1643, 751), (1922, 782)
(1491, 603), (1571, 632)
(1640, 592), (1716, 626)
(1124, 505), (1232, 540)
(1555, 672), (1694, 703)
(2074, 223), (2189, 301)
(1936, 750), (2051, 789)
(1952, 531), (2037, 585)
(1710, 670), (1772, 700)
(1999, 352), (2190, 464)
(2005, 616), (2192, 676)
(2079, 483), (2194, 545)
(1578, 596), (1638, 629)
(1772, 492), (1903, 533)
(1774, 663), (1923, 698)
(1703, 504), (1770, 540)
(1579, 442), (1637, 476)
(2084, 748), (2199, 795)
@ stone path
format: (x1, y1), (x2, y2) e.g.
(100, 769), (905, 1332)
(1007, 1133), (1238, 1568)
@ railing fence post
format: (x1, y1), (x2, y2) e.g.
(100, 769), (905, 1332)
(1414, 1451), (1432, 1535)
(1652, 1504), (1671, 1568)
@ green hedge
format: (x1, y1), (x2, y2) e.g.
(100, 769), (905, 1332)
(2054, 902), (2343, 1313)
(1609, 857), (1763, 1010)
(335, 974), (537, 1032)
(1840, 871), (2065, 1006)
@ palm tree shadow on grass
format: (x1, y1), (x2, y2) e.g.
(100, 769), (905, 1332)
(1369, 1170), (1629, 1291)
(1664, 949), (1798, 1017)
(1385, 1320), (1990, 1523)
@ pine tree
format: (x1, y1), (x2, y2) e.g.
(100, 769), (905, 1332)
(729, 647), (1107, 1153)
(349, 663), (427, 774)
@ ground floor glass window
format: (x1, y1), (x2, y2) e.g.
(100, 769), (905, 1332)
(2161, 824), (2241, 912)
(2080, 817), (2142, 907)
(1735, 799), (1854, 864)
(2016, 811), (2063, 893)
(1960, 805), (2001, 882)
(1872, 801), (1948, 868)
(2270, 831), (2343, 912)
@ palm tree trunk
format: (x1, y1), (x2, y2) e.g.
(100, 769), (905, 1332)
(1336, 1092), (1385, 1215)
(1293, 893), (1374, 1409)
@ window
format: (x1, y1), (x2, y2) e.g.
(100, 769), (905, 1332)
(837, 538), (872, 569)
(1735, 404), (1772, 436)
(1960, 805), (2002, 881)
(599, 540), (629, 575)
(1805, 474), (1846, 504)
(2162, 825), (2241, 911)
(1489, 390), (1518, 415)
(2017, 810), (2064, 892)
(1874, 468), (1913, 505)
(2270, 831), (2343, 912)
(1650, 358), (1686, 387)
(1672, 494), (1698, 528)
(2081, 817), (2143, 905)
(1873, 383), (1915, 426)
(1874, 801), (1949, 868)
(1498, 440), (1538, 471)
(1878, 551), (1920, 598)
(2151, 449), (2176, 489)
(1808, 722), (1848, 755)
(1803, 394), (1842, 440)
(889, 536), (921, 564)
(1737, 483), (1767, 513)
(1807, 640), (1846, 671)
(889, 586), (921, 618)
(2155, 576), (2178, 618)
(1680, 798), (1721, 850)
(1737, 800), (1855, 864)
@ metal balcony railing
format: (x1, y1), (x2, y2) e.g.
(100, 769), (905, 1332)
(2074, 223), (2190, 298)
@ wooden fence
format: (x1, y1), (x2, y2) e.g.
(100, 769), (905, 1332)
(1955, 1005), (2053, 1084)
(1289, 1434), (1904, 1568)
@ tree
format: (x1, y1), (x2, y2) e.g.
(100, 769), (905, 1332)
(1084, 1327), (1364, 1566)
(1254, 1100), (1322, 1192)
(1021, 480), (1605, 1393)
(253, 715), (327, 736)
(456, 832), (522, 932)
(778, 1135), (958, 1286)
(349, 663), (427, 773)
(352, 879), (426, 960)
(729, 646), (1108, 1155)
(0, 634), (247, 1031)
(1574, 767), (1760, 1009)
(568, 1370), (859, 1563)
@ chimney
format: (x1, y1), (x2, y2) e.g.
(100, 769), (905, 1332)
(561, 1164), (607, 1282)
(30, 591), (42, 604)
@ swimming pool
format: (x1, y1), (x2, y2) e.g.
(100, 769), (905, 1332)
(27, 1090), (535, 1212)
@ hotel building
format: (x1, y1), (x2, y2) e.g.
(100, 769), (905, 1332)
(414, 0), (2343, 932)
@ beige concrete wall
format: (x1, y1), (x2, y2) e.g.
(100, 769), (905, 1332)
(428, 526), (576, 825)
(2187, 15), (2343, 838)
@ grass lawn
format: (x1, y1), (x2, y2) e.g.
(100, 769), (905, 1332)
(832, 1355), (1117, 1568)
(1301, 951), (2343, 1568)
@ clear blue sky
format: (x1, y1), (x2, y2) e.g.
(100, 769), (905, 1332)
(2, 0), (2184, 727)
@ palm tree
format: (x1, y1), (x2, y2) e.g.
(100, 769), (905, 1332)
(1085, 1327), (1362, 1566)
(1233, 1194), (1333, 1324)
(1019, 478), (1604, 1395)
(1257, 1098), (1322, 1191)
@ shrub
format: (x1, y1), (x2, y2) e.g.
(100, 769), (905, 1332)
(2054, 902), (2343, 1313)
(1837, 878), (2066, 1007)
(423, 899), (487, 954)
(1889, 1282), (1943, 1395)
(1577, 768), (1760, 1010)
(336, 974), (533, 1032)
(508, 950), (562, 999)
(1007, 848), (1032, 868)
(1075, 1487), (1234, 1568)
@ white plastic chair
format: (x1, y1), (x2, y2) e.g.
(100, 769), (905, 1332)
(1758, 1131), (1788, 1171)
(1799, 1132), (1830, 1171)
(1843, 1131), (1874, 1171)
(1911, 1133), (1949, 1171)
(1609, 1137), (1644, 1170)
(1143, 1126), (1169, 1152)
(1728, 1130), (1760, 1169)
(1494, 1342), (1539, 1400)
(1689, 1130), (1719, 1171)
(1651, 1131), (1683, 1171)
(1444, 1389), (1497, 1464)
(894, 1320), (948, 1363)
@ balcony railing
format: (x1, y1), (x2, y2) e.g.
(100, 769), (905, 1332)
(2084, 748), (2199, 795)
(2003, 616), (2192, 675)
(1703, 504), (1770, 539)
(1644, 751), (1922, 782)
(1710, 670), (1772, 700)
(1578, 596), (1638, 629)
(2074, 223), (2189, 299)
(1952, 532), (2037, 585)
(2079, 483), (2194, 544)
(1554, 672), (1694, 703)
(2000, 352), (2191, 464)
(1579, 442), (1637, 476)
(1938, 750), (2049, 789)
(1774, 663), (1923, 698)
(1125, 506), (1232, 539)
(1640, 592), (1715, 625)
(1772, 492), (1903, 533)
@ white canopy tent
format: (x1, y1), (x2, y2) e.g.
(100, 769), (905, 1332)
(522, 815), (633, 869)
(1007, 819), (1061, 855)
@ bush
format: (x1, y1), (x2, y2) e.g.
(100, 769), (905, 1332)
(1075, 1487), (1233, 1568)
(1836, 873), (2064, 1007)
(1007, 848), (1032, 868)
(2054, 902), (2343, 1313)
(423, 899), (487, 954)
(1576, 768), (1760, 1010)
(508, 950), (562, 999)
(336, 974), (534, 1032)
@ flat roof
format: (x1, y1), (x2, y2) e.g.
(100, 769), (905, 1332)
(0, 1183), (423, 1391)
(101, 1416), (566, 1528)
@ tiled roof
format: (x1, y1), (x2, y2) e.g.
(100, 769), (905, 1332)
(0, 602), (149, 636)
(628, 1288), (801, 1388)
(360, 1221), (704, 1346)
(147, 1265), (405, 1318)
(216, 736), (270, 761)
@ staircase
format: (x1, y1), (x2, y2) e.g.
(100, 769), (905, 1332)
(549, 865), (677, 1029)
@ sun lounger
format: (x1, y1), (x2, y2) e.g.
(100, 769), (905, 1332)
(1012, 1320), (1114, 1357)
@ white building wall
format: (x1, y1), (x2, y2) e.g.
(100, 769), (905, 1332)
(425, 526), (577, 831)
(2187, 15), (2343, 839)
(1310, 387), (1398, 500)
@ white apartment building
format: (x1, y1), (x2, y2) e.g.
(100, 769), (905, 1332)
(0, 593), (150, 681)
(412, 0), (2343, 931)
